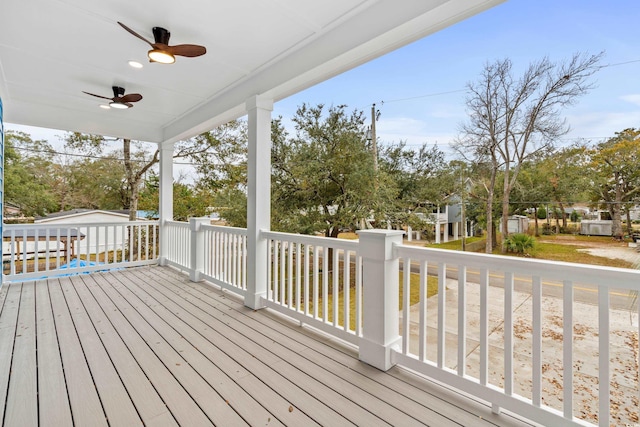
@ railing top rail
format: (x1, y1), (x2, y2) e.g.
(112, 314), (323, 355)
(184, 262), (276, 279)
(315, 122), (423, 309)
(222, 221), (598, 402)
(164, 220), (190, 228)
(201, 224), (248, 235)
(4, 220), (159, 230)
(262, 229), (359, 251)
(395, 243), (640, 290)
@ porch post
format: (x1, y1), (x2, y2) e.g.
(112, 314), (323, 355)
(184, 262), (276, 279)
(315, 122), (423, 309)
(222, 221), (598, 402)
(245, 95), (273, 309)
(444, 205), (449, 243)
(158, 142), (174, 266)
(357, 229), (404, 371)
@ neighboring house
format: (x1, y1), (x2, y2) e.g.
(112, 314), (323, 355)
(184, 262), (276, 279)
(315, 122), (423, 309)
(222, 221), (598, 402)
(34, 209), (144, 256)
(407, 202), (473, 243)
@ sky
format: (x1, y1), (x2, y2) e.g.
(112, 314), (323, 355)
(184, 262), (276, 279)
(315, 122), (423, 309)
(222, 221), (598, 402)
(7, 0), (640, 175)
(272, 0), (640, 158)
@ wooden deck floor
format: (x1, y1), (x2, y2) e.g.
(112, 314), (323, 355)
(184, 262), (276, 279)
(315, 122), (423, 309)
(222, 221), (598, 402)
(0, 266), (535, 426)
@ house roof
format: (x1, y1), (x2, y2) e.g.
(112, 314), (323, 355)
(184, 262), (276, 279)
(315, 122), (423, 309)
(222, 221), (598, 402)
(35, 209), (132, 223)
(0, 0), (504, 145)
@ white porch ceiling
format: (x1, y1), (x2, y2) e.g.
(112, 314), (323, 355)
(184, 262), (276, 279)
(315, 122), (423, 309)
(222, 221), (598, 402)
(0, 0), (504, 145)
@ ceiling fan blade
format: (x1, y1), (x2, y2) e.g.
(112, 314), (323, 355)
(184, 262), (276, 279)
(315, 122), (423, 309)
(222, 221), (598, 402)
(82, 91), (113, 101)
(123, 102), (134, 108)
(168, 44), (207, 58)
(120, 93), (143, 103)
(118, 21), (154, 47)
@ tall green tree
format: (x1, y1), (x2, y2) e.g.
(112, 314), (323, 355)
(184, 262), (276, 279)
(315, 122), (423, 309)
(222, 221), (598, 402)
(271, 104), (376, 237)
(455, 52), (602, 252)
(138, 174), (214, 221)
(4, 131), (58, 216)
(64, 120), (246, 220)
(589, 128), (640, 238)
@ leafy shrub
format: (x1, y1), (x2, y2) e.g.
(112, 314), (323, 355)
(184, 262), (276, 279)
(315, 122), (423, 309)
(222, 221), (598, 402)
(537, 206), (547, 220)
(504, 233), (536, 254)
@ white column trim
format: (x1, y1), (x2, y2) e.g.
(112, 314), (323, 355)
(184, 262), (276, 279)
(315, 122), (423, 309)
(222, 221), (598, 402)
(158, 142), (174, 266)
(245, 95), (273, 309)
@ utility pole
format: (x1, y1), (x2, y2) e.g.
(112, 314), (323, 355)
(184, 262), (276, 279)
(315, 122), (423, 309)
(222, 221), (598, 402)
(370, 103), (378, 172)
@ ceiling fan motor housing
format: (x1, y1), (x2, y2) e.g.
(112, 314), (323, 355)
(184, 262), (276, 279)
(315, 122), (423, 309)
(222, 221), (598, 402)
(152, 27), (171, 45)
(112, 86), (126, 98)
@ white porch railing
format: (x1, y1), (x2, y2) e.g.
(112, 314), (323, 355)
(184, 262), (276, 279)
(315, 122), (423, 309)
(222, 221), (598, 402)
(12, 218), (638, 426)
(262, 230), (363, 345)
(392, 244), (640, 427)
(3, 221), (159, 282)
(164, 220), (248, 296)
(163, 220), (191, 270)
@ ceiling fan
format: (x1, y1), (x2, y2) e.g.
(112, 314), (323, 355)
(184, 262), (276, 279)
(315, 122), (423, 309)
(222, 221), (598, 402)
(118, 21), (207, 64)
(82, 86), (142, 109)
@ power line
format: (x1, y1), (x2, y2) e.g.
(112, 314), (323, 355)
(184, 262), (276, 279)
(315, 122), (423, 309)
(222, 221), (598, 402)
(370, 58), (640, 108)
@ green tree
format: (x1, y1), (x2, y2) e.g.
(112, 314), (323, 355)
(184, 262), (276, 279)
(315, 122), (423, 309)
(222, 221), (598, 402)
(138, 173), (216, 221)
(271, 104), (376, 238)
(378, 142), (451, 228)
(65, 133), (158, 220)
(4, 131), (58, 216)
(64, 120), (246, 221)
(589, 128), (640, 238)
(456, 52), (602, 252)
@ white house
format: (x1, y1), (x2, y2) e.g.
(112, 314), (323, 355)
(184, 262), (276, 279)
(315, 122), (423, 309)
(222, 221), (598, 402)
(33, 209), (144, 257)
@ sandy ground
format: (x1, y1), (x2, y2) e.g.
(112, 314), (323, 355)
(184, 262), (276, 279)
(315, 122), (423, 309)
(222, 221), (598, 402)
(579, 245), (640, 266)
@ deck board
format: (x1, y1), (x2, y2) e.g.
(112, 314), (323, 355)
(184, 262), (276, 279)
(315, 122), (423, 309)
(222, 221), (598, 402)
(71, 274), (177, 426)
(35, 281), (73, 427)
(111, 270), (307, 427)
(0, 282), (20, 425)
(0, 266), (535, 427)
(48, 278), (109, 427)
(153, 272), (425, 426)
(101, 271), (283, 427)
(85, 273), (216, 426)
(4, 282), (37, 427)
(61, 276), (143, 426)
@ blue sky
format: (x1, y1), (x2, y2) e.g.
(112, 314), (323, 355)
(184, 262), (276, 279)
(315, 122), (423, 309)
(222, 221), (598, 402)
(8, 0), (640, 166)
(273, 0), (640, 158)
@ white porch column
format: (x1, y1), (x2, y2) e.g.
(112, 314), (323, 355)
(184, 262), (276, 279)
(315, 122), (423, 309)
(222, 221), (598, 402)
(158, 142), (174, 266)
(443, 205), (449, 243)
(358, 229), (404, 371)
(453, 222), (459, 241)
(245, 95), (273, 309)
(407, 226), (412, 242)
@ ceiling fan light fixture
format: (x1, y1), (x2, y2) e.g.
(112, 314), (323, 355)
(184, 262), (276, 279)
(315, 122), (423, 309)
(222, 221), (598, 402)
(109, 101), (130, 109)
(148, 49), (175, 64)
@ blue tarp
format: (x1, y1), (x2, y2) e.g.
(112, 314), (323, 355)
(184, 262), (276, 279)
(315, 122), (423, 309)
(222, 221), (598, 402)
(43, 258), (107, 278)
(59, 258), (99, 270)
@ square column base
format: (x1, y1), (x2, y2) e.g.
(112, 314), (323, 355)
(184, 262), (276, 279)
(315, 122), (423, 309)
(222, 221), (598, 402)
(359, 336), (401, 371)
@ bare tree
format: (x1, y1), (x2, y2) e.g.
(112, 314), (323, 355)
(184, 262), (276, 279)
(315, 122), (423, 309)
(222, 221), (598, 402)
(455, 52), (602, 252)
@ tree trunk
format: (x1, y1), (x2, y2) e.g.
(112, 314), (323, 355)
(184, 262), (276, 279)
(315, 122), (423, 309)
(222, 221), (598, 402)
(611, 177), (624, 239)
(625, 206), (632, 235)
(500, 167), (511, 253)
(533, 207), (539, 236)
(485, 186), (494, 254)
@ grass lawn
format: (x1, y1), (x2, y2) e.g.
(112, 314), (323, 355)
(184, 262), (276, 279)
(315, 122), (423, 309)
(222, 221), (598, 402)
(428, 233), (636, 269)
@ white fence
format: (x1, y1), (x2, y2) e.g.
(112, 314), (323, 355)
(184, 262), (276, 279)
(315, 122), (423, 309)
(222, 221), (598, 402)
(3, 221), (159, 282)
